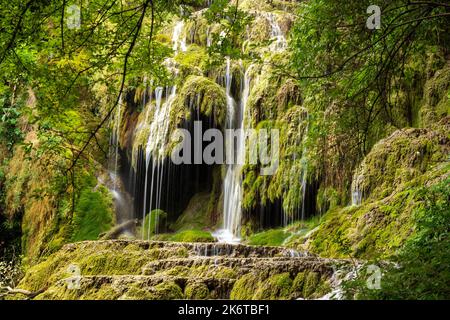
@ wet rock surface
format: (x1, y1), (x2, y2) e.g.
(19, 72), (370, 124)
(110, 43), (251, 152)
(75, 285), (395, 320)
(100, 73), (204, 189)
(14, 240), (350, 300)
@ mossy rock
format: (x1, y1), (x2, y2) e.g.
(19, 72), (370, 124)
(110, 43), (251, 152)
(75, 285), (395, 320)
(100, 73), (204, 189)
(185, 281), (210, 299)
(175, 44), (209, 76)
(352, 128), (449, 203)
(120, 285), (157, 300)
(302, 271), (320, 298)
(168, 230), (215, 243)
(420, 61), (450, 127)
(230, 273), (259, 300)
(247, 228), (291, 246)
(16, 241), (190, 293)
(152, 281), (184, 300)
(306, 162), (450, 259)
(231, 272), (298, 300)
(171, 192), (212, 231)
(190, 265), (237, 279)
(139, 209), (168, 239)
(171, 75), (227, 129)
(253, 272), (293, 300)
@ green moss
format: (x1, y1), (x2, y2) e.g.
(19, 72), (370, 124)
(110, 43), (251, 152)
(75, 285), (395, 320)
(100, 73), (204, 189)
(306, 162), (450, 259)
(230, 273), (259, 300)
(185, 281), (209, 299)
(254, 273), (293, 300)
(17, 241), (189, 292)
(316, 186), (342, 215)
(139, 209), (167, 240)
(302, 271), (320, 298)
(78, 251), (148, 275)
(121, 285), (156, 300)
(247, 228), (290, 246)
(165, 266), (191, 277)
(420, 62), (450, 127)
(171, 192), (211, 231)
(153, 281), (184, 300)
(71, 185), (114, 242)
(353, 128), (448, 203)
(242, 105), (311, 215)
(168, 229), (215, 243)
(189, 265), (237, 279)
(231, 272), (297, 300)
(46, 224), (72, 254)
(175, 44), (208, 76)
(292, 272), (306, 294)
(171, 75), (227, 129)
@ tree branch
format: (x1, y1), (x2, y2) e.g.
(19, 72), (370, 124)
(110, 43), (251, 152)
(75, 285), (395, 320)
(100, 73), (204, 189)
(66, 0), (152, 174)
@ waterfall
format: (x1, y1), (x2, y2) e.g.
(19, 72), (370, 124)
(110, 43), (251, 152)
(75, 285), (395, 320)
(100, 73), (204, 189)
(172, 20), (187, 52)
(140, 20), (185, 239)
(106, 94), (134, 226)
(263, 12), (287, 52)
(110, 94), (122, 191)
(300, 116), (309, 221)
(206, 27), (212, 48)
(284, 110), (309, 226)
(351, 171), (363, 206)
(214, 59), (252, 244)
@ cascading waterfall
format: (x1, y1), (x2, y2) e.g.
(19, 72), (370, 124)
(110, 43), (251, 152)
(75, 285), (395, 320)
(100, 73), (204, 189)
(299, 115), (309, 221)
(351, 171), (364, 206)
(110, 95), (122, 191)
(172, 20), (187, 52)
(263, 12), (288, 52)
(113, 10), (302, 237)
(283, 110), (309, 226)
(140, 20), (186, 239)
(107, 94), (135, 225)
(214, 59), (252, 243)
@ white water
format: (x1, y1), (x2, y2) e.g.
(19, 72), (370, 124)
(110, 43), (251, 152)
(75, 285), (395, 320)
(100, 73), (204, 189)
(263, 12), (287, 52)
(214, 59), (252, 244)
(107, 94), (137, 225)
(351, 170), (364, 206)
(141, 20), (185, 239)
(109, 95), (123, 191)
(300, 114), (309, 221)
(172, 20), (187, 52)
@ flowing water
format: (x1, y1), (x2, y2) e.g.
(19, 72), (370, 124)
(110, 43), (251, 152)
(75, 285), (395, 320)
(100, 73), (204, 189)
(300, 114), (309, 221)
(351, 171), (364, 206)
(214, 60), (252, 243)
(263, 12), (288, 52)
(139, 20), (186, 238)
(109, 9), (308, 240)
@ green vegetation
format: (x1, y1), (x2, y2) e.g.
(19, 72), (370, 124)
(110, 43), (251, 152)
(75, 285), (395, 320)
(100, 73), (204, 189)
(247, 228), (290, 246)
(230, 270), (331, 300)
(343, 178), (450, 299)
(167, 230), (215, 243)
(171, 192), (212, 231)
(0, 0), (448, 301)
(184, 281), (210, 299)
(71, 186), (114, 242)
(140, 209), (168, 240)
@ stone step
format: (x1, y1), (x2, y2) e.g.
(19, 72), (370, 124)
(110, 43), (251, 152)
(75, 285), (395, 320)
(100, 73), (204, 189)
(63, 240), (312, 259)
(36, 274), (235, 300)
(142, 256), (336, 278)
(17, 240), (352, 300)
